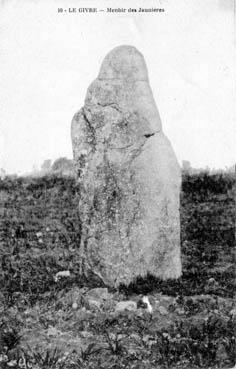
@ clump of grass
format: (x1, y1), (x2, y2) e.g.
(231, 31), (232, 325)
(24, 346), (63, 369)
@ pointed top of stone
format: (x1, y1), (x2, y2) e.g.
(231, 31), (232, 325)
(98, 45), (149, 82)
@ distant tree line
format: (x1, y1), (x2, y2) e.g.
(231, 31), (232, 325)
(40, 157), (74, 176)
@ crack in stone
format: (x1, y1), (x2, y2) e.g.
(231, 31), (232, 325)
(109, 143), (134, 150)
(97, 102), (122, 114)
(144, 132), (155, 138)
(109, 132), (159, 158)
(82, 108), (97, 149)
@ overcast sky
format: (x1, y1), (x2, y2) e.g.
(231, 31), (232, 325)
(0, 0), (235, 174)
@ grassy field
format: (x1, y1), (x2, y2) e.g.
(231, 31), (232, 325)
(0, 172), (235, 368)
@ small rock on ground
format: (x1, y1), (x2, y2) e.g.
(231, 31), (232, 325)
(115, 301), (137, 312)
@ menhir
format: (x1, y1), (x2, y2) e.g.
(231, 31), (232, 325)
(71, 45), (181, 287)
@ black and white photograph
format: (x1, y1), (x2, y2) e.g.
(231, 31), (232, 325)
(0, 1), (235, 368)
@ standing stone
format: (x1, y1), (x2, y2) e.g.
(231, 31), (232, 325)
(71, 45), (181, 287)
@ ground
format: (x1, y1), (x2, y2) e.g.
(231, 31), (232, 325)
(0, 172), (235, 368)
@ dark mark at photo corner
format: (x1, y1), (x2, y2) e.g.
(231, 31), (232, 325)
(57, 7), (165, 14)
